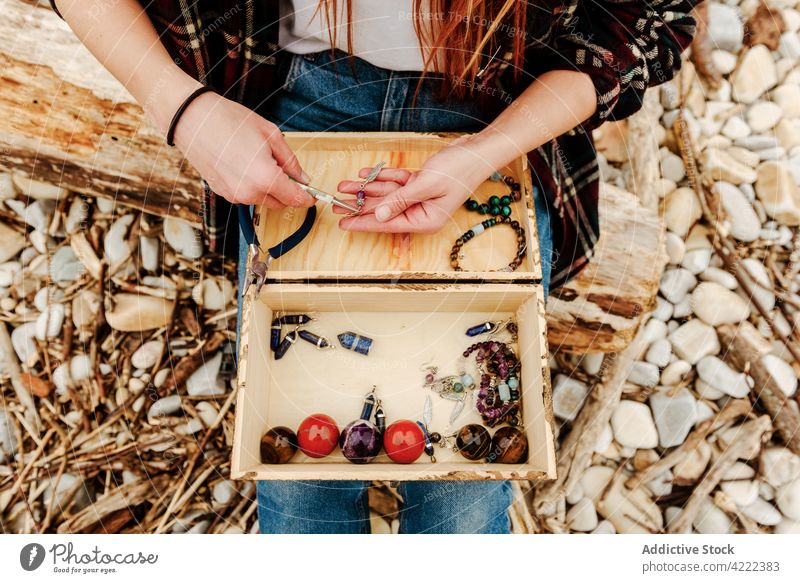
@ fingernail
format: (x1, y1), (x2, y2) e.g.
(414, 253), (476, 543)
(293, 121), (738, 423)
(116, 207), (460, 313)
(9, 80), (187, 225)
(375, 205), (390, 222)
(300, 171), (311, 184)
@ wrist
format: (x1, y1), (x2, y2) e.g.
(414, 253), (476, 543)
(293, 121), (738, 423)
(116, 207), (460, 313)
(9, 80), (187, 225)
(140, 66), (204, 136)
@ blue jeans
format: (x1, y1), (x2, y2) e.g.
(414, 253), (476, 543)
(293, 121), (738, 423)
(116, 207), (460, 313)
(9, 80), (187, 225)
(237, 49), (554, 534)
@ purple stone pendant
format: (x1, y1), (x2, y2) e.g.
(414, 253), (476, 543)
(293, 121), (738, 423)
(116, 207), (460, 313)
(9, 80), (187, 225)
(339, 387), (383, 464)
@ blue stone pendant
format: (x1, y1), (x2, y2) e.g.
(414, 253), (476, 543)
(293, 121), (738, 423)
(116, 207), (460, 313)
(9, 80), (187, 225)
(337, 331), (373, 355)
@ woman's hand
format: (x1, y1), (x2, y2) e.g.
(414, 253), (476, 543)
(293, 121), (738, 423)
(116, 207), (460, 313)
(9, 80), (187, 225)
(334, 134), (499, 233)
(172, 91), (315, 209)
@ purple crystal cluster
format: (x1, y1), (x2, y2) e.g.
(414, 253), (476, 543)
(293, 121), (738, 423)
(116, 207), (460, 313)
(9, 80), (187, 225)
(339, 419), (382, 464)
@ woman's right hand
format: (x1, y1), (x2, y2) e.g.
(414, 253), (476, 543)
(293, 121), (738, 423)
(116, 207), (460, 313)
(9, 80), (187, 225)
(171, 90), (315, 209)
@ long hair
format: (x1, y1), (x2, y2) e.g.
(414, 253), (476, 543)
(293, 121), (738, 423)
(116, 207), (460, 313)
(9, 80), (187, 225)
(313, 0), (531, 100)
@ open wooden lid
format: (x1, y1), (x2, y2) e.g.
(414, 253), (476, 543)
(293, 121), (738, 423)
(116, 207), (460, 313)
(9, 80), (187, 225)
(256, 132), (542, 284)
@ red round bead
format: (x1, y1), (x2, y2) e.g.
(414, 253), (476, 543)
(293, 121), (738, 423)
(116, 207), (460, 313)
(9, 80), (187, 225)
(297, 414), (340, 458)
(383, 420), (425, 464)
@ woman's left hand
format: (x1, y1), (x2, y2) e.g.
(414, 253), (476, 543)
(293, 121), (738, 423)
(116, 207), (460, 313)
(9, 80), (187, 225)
(334, 134), (499, 233)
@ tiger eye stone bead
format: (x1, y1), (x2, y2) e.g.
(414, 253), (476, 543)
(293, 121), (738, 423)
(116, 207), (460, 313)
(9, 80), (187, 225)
(260, 426), (298, 464)
(487, 426), (528, 464)
(455, 424), (491, 460)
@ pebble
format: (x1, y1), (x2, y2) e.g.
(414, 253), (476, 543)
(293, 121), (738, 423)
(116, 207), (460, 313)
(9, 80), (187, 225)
(661, 360), (691, 386)
(35, 304), (65, 340)
(660, 268), (697, 304)
(140, 236), (160, 272)
(776, 519), (800, 534)
(695, 378), (726, 400)
(776, 119), (800, 151)
(580, 352), (604, 376)
(760, 448), (800, 488)
(131, 340), (164, 370)
(591, 520), (616, 534)
(727, 145), (760, 169)
(11, 322), (38, 366)
(721, 116), (751, 140)
(702, 149), (758, 184)
(0, 223), (26, 264)
(565, 482), (584, 506)
(645, 338), (672, 368)
(567, 498), (599, 532)
(693, 498), (733, 534)
(664, 187), (702, 237)
(740, 497), (782, 526)
(735, 135), (779, 151)
(649, 388), (697, 448)
(147, 395), (182, 420)
(755, 161), (800, 225)
(186, 351), (227, 396)
(643, 319), (668, 345)
(611, 400), (658, 449)
(65, 198), (88, 234)
(721, 480), (759, 507)
(699, 266), (737, 289)
(163, 217), (203, 259)
(106, 294), (172, 332)
(647, 470), (674, 497)
(664, 232), (685, 265)
(773, 84), (800, 119)
(691, 282), (751, 326)
(12, 174), (66, 200)
(742, 258), (776, 311)
(681, 248), (712, 274)
(213, 480), (237, 506)
(50, 246), (85, 282)
(732, 45), (778, 104)
(192, 278), (235, 311)
(660, 153), (685, 182)
(747, 101), (783, 133)
(761, 354), (797, 397)
(596, 477), (663, 534)
(708, 2), (744, 51)
(71, 290), (99, 328)
(195, 402), (219, 427)
(715, 181), (762, 242)
(104, 214), (134, 270)
(779, 31), (800, 60)
(695, 401), (715, 424)
(697, 355), (750, 398)
(652, 296), (674, 322)
(712, 48), (738, 75)
(669, 319), (720, 365)
(552, 375), (589, 421)
(628, 361), (660, 388)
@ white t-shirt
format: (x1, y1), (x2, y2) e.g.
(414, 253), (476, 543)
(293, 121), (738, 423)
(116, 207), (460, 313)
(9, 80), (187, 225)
(278, 0), (435, 71)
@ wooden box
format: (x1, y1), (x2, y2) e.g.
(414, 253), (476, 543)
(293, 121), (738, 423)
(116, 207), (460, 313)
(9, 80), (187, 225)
(231, 133), (556, 480)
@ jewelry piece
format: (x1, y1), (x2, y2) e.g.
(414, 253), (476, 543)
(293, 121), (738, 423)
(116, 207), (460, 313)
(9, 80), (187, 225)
(274, 328), (298, 360)
(464, 173), (521, 218)
(260, 426), (298, 464)
(464, 340), (521, 427)
(465, 318), (517, 338)
(383, 420), (425, 464)
(297, 414), (339, 458)
(415, 421), (437, 462)
(487, 426), (528, 464)
(339, 387), (383, 464)
(449, 216), (527, 272)
(348, 161), (386, 217)
(337, 331), (373, 355)
(297, 329), (335, 350)
(271, 313), (315, 352)
(437, 424), (528, 464)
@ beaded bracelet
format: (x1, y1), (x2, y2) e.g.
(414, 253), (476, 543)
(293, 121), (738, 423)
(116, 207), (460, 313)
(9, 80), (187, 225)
(463, 174), (522, 218)
(449, 216), (527, 272)
(166, 85), (216, 146)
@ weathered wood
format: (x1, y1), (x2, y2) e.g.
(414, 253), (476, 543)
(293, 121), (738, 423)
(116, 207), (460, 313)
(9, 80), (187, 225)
(718, 322), (800, 455)
(546, 183), (667, 353)
(0, 0), (201, 223)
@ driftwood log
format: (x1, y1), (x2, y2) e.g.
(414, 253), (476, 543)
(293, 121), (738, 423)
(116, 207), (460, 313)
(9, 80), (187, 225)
(0, 0), (662, 354)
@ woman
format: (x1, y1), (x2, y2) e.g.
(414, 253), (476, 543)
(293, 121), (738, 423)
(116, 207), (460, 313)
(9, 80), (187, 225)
(51, 0), (698, 533)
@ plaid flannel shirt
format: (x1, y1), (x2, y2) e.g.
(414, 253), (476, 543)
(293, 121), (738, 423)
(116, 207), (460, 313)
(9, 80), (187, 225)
(50, 0), (698, 288)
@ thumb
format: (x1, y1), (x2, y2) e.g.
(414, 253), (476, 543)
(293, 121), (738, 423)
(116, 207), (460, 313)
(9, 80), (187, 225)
(268, 130), (310, 184)
(375, 181), (427, 222)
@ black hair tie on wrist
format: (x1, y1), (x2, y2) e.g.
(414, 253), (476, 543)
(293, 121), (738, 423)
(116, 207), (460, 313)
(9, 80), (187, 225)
(166, 85), (216, 146)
